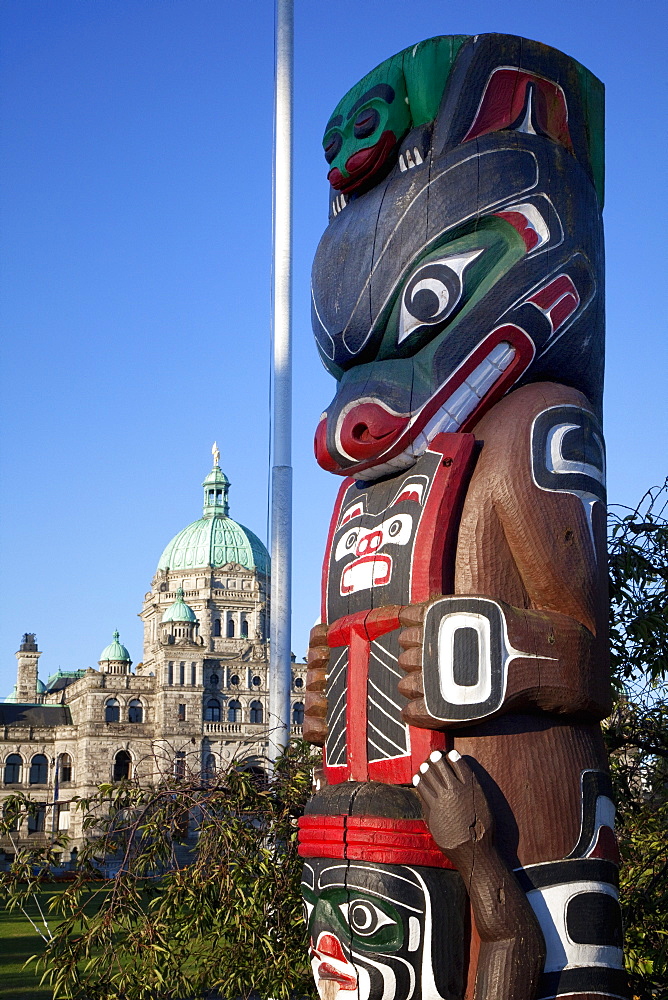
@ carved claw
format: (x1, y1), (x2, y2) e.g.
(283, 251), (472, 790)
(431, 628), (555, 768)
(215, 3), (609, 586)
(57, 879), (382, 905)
(398, 602), (444, 729)
(303, 623), (330, 746)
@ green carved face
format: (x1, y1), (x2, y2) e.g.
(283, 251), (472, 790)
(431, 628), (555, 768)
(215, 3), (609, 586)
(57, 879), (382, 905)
(323, 37), (468, 196)
(323, 64), (410, 193)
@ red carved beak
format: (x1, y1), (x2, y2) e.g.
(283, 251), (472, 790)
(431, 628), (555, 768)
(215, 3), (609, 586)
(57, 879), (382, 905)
(312, 934), (358, 990)
(339, 402), (408, 461)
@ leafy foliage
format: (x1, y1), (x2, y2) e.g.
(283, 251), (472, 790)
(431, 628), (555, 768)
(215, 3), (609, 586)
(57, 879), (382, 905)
(605, 480), (668, 999)
(2, 486), (668, 998)
(0, 740), (320, 1000)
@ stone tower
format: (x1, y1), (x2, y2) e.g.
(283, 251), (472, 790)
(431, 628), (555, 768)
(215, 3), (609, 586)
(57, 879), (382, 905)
(15, 633), (41, 703)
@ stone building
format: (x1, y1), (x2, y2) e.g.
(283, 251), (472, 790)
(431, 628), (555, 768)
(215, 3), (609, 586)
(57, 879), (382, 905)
(0, 455), (306, 861)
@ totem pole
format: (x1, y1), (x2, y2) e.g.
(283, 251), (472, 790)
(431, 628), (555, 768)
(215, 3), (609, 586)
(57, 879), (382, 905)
(299, 34), (626, 1000)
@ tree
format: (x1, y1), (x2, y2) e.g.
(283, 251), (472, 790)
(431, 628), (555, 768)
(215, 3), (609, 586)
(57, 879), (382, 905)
(606, 480), (668, 1000)
(1, 485), (667, 999)
(0, 740), (320, 1000)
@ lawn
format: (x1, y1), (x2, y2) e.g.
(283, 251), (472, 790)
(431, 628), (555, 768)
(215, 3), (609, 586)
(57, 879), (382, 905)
(0, 885), (64, 1000)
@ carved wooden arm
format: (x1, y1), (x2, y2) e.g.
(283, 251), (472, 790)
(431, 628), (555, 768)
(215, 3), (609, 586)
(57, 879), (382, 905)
(414, 749), (545, 1000)
(398, 595), (611, 730)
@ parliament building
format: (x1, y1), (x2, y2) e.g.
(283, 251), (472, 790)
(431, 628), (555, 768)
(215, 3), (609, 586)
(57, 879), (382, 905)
(0, 455), (305, 861)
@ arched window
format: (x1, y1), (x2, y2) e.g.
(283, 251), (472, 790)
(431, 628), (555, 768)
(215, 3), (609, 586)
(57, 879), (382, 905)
(128, 700), (143, 723)
(174, 752), (186, 780)
(105, 698), (120, 723)
(294, 677), (304, 689)
(59, 753), (73, 783)
(29, 754), (48, 785)
(204, 753), (217, 779)
(213, 619), (221, 637)
(4, 753), (23, 784)
(252, 675), (261, 687)
(228, 699), (242, 723)
(113, 750), (132, 781)
(227, 618), (235, 638)
(240, 619), (249, 638)
(249, 700), (263, 724)
(230, 674), (240, 687)
(292, 702), (304, 725)
(204, 699), (221, 723)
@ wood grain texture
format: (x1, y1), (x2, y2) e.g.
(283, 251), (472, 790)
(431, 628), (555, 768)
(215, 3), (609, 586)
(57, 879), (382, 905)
(305, 29), (614, 1000)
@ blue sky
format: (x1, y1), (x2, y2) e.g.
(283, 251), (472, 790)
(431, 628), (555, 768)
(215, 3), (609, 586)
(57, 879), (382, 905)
(1, 0), (666, 694)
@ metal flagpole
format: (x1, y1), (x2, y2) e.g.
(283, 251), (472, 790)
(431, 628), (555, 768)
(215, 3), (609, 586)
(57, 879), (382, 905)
(268, 0), (293, 763)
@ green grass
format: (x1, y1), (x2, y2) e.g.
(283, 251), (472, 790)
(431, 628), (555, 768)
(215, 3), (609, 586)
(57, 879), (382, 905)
(0, 885), (64, 1000)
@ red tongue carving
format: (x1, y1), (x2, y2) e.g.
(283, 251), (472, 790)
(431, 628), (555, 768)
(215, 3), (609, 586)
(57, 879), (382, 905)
(314, 935), (358, 989)
(339, 402), (408, 461)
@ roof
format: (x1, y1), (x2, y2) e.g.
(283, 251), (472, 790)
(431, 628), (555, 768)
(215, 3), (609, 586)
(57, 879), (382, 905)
(45, 670), (87, 693)
(0, 704), (72, 727)
(157, 461), (270, 576)
(162, 588), (198, 623)
(99, 630), (132, 663)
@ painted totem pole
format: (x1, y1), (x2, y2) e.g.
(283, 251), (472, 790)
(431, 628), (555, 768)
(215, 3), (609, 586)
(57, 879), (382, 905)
(299, 35), (625, 1000)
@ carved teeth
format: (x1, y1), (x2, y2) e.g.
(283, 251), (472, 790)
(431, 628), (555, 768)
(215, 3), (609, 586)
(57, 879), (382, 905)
(332, 193), (348, 216)
(399, 147), (424, 173)
(351, 342), (517, 481)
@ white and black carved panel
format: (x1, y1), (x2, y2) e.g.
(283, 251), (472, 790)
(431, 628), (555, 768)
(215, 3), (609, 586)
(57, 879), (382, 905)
(326, 449), (442, 622)
(531, 404), (606, 505)
(325, 646), (348, 767)
(367, 630), (410, 763)
(422, 597), (510, 722)
(514, 858), (628, 999)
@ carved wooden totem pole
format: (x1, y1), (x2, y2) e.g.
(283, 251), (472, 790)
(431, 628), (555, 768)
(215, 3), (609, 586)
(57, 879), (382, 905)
(298, 35), (626, 1000)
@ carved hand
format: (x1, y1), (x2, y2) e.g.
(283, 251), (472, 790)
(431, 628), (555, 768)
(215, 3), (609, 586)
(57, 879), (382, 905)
(412, 749), (494, 871)
(303, 623), (329, 746)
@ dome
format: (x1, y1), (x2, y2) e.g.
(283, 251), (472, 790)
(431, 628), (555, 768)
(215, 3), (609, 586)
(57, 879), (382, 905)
(36, 679), (46, 694)
(99, 630), (132, 664)
(157, 458), (270, 576)
(4, 685), (17, 703)
(162, 588), (198, 623)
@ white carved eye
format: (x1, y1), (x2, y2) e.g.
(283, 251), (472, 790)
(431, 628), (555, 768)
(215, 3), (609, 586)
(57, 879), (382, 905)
(339, 900), (396, 936)
(334, 527), (361, 561)
(398, 248), (484, 344)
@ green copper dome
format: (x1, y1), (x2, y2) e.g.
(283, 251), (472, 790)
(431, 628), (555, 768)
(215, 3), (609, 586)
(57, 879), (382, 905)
(157, 458), (270, 576)
(99, 631), (132, 664)
(162, 588), (198, 623)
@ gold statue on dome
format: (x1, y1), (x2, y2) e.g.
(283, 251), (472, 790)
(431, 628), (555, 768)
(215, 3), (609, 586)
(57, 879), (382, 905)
(212, 441), (220, 467)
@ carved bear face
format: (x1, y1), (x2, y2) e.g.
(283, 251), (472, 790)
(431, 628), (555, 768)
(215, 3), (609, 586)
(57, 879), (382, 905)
(312, 35), (604, 480)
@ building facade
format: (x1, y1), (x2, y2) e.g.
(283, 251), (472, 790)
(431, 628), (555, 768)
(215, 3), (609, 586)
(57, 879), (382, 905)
(0, 457), (305, 861)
